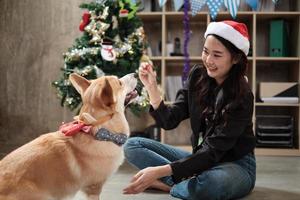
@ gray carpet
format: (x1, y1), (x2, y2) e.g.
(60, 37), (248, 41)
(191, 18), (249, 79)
(84, 156), (300, 200)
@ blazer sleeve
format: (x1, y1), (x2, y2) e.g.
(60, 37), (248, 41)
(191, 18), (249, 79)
(149, 65), (201, 130)
(149, 89), (189, 130)
(169, 91), (254, 183)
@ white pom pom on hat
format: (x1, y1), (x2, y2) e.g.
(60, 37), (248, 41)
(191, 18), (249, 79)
(204, 20), (250, 55)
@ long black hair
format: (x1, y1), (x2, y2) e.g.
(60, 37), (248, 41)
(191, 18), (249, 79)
(194, 34), (249, 117)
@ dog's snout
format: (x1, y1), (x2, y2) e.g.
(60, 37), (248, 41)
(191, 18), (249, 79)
(133, 72), (138, 79)
(127, 73), (137, 79)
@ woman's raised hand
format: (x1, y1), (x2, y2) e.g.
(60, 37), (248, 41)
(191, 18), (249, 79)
(138, 62), (157, 90)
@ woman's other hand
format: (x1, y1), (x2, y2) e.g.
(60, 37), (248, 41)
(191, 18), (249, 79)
(123, 165), (172, 194)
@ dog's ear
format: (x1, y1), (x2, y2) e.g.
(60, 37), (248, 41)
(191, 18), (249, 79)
(100, 78), (116, 109)
(69, 73), (91, 96)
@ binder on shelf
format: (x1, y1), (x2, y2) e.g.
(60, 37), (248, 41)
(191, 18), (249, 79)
(269, 19), (289, 57)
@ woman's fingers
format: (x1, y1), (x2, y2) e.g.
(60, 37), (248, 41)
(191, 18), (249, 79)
(131, 171), (143, 182)
(124, 170), (150, 194)
(123, 181), (148, 194)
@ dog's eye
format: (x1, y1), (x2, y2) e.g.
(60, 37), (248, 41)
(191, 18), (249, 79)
(118, 80), (123, 86)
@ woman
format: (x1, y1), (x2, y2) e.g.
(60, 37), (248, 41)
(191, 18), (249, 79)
(123, 20), (256, 200)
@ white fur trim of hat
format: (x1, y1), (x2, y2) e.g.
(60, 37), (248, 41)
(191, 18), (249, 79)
(204, 20), (250, 55)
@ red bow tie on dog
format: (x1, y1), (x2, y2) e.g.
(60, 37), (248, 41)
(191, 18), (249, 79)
(59, 121), (92, 136)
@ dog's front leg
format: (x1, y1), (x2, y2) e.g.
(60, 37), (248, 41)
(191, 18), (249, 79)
(82, 183), (103, 200)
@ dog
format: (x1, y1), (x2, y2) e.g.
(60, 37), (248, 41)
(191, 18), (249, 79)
(0, 73), (138, 200)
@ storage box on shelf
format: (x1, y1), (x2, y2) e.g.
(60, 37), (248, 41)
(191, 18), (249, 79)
(137, 0), (300, 156)
(256, 115), (294, 148)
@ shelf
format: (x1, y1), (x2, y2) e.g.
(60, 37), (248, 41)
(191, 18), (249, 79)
(255, 148), (300, 156)
(256, 103), (299, 107)
(137, 13), (162, 23)
(164, 56), (202, 61)
(165, 12), (207, 21)
(150, 56), (163, 61)
(256, 57), (300, 61)
(256, 12), (300, 19)
(140, 4), (300, 156)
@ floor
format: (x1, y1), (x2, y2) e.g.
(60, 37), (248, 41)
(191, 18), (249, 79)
(1, 150), (299, 199)
(74, 156), (300, 200)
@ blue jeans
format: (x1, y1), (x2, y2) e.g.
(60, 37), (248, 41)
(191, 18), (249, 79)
(124, 137), (256, 200)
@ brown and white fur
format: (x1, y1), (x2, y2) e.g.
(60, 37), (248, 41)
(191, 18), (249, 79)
(0, 73), (137, 200)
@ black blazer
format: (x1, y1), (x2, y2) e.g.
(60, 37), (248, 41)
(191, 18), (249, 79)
(150, 65), (256, 183)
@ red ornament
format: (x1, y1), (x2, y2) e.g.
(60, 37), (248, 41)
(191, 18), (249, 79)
(119, 9), (129, 18)
(79, 12), (91, 31)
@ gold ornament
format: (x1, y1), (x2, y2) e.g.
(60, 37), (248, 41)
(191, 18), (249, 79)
(100, 7), (109, 20)
(112, 15), (118, 29)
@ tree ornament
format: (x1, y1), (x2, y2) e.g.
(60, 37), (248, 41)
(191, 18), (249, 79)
(89, 21), (110, 44)
(95, 0), (107, 4)
(119, 0), (138, 19)
(112, 15), (119, 29)
(79, 12), (91, 31)
(100, 7), (109, 20)
(101, 40), (116, 61)
(119, 9), (129, 18)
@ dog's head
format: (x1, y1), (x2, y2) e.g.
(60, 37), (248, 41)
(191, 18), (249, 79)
(69, 73), (137, 125)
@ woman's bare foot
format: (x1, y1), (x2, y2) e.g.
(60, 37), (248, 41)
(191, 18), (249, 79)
(147, 180), (171, 192)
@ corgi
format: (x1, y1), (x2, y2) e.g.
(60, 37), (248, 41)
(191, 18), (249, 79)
(0, 73), (137, 200)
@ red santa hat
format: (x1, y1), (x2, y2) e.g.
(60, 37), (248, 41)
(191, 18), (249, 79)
(204, 20), (250, 55)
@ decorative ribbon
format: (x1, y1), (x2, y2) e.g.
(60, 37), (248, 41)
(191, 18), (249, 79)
(174, 0), (184, 11)
(191, 0), (206, 16)
(206, 0), (223, 20)
(245, 0), (258, 11)
(158, 0), (167, 7)
(224, 0), (240, 19)
(182, 0), (190, 86)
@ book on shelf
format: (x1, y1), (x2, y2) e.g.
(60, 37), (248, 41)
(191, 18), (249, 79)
(165, 76), (182, 102)
(261, 97), (299, 104)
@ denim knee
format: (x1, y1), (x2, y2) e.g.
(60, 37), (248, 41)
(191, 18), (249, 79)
(123, 137), (140, 161)
(170, 177), (219, 200)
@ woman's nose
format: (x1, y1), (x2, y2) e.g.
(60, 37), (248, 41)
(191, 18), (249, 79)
(206, 55), (214, 65)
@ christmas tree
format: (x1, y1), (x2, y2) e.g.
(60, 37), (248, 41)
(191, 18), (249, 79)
(52, 0), (150, 115)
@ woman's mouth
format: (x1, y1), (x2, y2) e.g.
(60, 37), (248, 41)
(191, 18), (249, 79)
(207, 66), (217, 71)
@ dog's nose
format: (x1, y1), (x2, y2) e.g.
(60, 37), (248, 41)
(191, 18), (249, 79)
(133, 72), (138, 79)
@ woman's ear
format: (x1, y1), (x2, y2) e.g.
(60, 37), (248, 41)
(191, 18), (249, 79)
(69, 73), (91, 96)
(232, 54), (242, 65)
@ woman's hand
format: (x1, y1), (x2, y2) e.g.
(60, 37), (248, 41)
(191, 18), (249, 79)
(139, 62), (158, 91)
(123, 165), (172, 194)
(138, 62), (162, 108)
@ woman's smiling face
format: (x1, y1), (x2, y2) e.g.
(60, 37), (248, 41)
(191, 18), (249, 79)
(202, 35), (237, 85)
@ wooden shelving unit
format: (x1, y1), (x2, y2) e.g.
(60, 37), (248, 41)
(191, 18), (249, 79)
(137, 0), (300, 156)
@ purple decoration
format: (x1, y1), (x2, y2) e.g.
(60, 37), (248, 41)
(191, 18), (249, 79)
(182, 0), (191, 86)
